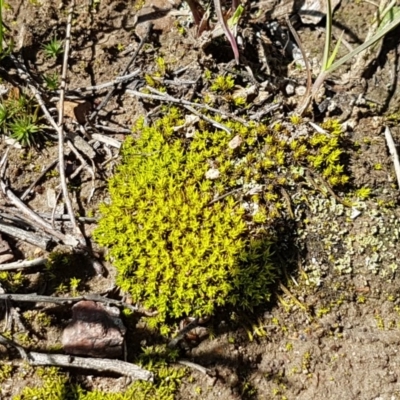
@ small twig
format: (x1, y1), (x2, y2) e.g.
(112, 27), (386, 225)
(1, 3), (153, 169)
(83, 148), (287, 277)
(0, 221), (52, 250)
(58, 0), (84, 245)
(38, 213), (97, 223)
(0, 292), (142, 313)
(27, 352), (153, 381)
(279, 283), (307, 312)
(21, 159), (58, 201)
(65, 69), (141, 94)
(91, 133), (122, 149)
(249, 103), (281, 121)
(89, 23), (153, 121)
(307, 169), (346, 205)
(208, 188), (242, 205)
(0, 333), (152, 380)
(126, 89), (232, 133)
(280, 187), (294, 219)
(177, 359), (214, 376)
(0, 178), (78, 246)
(93, 124), (132, 134)
(286, 16), (312, 115)
(384, 126), (400, 190)
(0, 257), (47, 271)
(168, 318), (199, 348)
(0, 333), (29, 360)
(147, 86), (249, 126)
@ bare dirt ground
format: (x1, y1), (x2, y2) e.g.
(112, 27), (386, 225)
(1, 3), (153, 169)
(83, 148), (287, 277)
(0, 0), (400, 399)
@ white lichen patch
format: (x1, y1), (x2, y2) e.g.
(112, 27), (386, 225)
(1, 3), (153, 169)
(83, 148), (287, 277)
(297, 194), (400, 282)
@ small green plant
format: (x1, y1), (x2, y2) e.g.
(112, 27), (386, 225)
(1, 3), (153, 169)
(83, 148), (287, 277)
(43, 72), (60, 90)
(355, 187), (372, 200)
(0, 92), (45, 146)
(42, 37), (63, 58)
(8, 114), (42, 146)
(69, 277), (81, 296)
(0, 364), (13, 383)
(211, 74), (235, 92)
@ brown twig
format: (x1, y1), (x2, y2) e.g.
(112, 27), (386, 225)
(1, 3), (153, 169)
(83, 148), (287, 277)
(168, 318), (199, 348)
(57, 0), (85, 246)
(21, 159), (58, 201)
(285, 16), (313, 115)
(147, 86), (249, 126)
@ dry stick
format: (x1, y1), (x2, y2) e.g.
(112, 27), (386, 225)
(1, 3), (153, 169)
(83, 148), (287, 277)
(147, 86), (249, 126)
(38, 213), (97, 223)
(21, 159), (58, 201)
(89, 23), (153, 122)
(176, 359), (214, 376)
(0, 222), (52, 250)
(285, 16), (313, 116)
(0, 334), (153, 380)
(0, 257), (47, 271)
(0, 293), (141, 313)
(126, 89), (232, 133)
(0, 179), (78, 246)
(65, 69), (142, 94)
(168, 318), (199, 348)
(57, 0), (85, 246)
(384, 126), (400, 190)
(0, 333), (29, 360)
(28, 352), (154, 381)
(67, 141), (95, 180)
(93, 124), (132, 134)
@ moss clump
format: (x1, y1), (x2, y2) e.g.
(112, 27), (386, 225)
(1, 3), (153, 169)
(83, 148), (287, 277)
(94, 108), (275, 333)
(94, 108), (349, 332)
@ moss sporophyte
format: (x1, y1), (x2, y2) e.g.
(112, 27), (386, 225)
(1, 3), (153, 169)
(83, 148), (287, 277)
(94, 108), (349, 333)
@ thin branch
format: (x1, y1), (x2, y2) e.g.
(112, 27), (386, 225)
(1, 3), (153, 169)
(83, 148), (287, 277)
(58, 0), (84, 245)
(168, 318), (199, 348)
(0, 179), (78, 246)
(21, 159), (58, 201)
(64, 69), (141, 94)
(0, 334), (153, 380)
(147, 86), (249, 126)
(0, 221), (52, 250)
(177, 359), (214, 376)
(384, 126), (400, 190)
(0, 292), (144, 313)
(126, 89), (232, 133)
(286, 16), (312, 115)
(27, 352), (154, 381)
(0, 333), (29, 360)
(0, 257), (47, 271)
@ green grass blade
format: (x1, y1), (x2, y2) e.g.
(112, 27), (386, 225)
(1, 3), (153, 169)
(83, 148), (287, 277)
(326, 30), (344, 69)
(326, 12), (400, 73)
